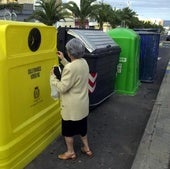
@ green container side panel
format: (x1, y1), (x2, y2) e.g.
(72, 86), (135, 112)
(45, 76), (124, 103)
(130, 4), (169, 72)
(107, 28), (141, 95)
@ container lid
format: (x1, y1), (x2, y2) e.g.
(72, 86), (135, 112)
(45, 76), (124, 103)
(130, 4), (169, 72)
(67, 29), (119, 52)
(135, 31), (160, 35)
(107, 28), (139, 39)
(133, 28), (160, 33)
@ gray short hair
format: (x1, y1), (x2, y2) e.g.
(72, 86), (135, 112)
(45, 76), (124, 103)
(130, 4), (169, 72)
(65, 38), (85, 58)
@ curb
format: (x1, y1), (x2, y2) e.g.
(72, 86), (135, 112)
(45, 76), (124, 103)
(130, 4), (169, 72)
(131, 60), (170, 169)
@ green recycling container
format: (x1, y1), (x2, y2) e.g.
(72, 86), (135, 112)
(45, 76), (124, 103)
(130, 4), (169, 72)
(107, 28), (140, 95)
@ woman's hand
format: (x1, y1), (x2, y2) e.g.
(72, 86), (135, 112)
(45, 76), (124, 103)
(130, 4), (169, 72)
(57, 51), (64, 60)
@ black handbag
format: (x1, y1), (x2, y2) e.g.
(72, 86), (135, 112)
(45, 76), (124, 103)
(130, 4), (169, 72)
(53, 64), (63, 80)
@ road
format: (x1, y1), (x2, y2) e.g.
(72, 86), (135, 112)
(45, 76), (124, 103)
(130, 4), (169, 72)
(25, 45), (170, 169)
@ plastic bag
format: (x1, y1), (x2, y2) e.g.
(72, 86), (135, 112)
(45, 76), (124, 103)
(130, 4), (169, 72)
(50, 75), (59, 100)
(50, 65), (62, 100)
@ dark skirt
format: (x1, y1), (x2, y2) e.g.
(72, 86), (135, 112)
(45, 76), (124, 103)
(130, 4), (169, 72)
(62, 117), (87, 137)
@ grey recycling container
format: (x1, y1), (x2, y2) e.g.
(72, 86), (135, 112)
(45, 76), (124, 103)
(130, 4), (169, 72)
(134, 29), (160, 82)
(57, 27), (121, 107)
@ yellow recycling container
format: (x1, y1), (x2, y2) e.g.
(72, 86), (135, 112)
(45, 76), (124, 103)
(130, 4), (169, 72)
(0, 21), (61, 169)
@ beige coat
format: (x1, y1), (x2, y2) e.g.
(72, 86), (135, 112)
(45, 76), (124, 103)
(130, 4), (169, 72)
(50, 58), (89, 121)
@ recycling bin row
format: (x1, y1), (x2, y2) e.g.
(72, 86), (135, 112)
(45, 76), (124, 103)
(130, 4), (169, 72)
(0, 21), (160, 169)
(107, 27), (160, 96)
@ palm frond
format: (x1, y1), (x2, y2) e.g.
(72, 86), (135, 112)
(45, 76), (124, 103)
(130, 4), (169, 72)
(26, 0), (70, 25)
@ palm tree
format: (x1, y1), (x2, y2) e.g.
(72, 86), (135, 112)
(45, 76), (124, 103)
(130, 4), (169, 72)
(91, 2), (114, 29)
(107, 8), (122, 28)
(26, 0), (70, 26)
(116, 7), (139, 28)
(63, 0), (97, 28)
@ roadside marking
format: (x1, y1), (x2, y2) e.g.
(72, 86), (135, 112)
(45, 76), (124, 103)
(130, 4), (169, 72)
(166, 61), (170, 74)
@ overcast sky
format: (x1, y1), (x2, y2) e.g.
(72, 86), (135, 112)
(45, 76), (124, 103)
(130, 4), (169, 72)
(65, 0), (170, 20)
(104, 0), (170, 20)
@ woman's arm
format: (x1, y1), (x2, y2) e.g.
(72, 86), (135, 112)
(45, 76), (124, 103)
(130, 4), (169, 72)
(57, 51), (69, 66)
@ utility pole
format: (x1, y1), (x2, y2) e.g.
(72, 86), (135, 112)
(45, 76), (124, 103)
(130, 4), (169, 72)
(127, 0), (131, 8)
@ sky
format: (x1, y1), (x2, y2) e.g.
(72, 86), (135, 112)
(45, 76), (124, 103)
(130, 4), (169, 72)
(65, 0), (170, 21)
(103, 0), (170, 20)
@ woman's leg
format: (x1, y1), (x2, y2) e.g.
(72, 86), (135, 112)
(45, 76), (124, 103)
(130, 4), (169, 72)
(64, 136), (75, 153)
(80, 134), (93, 157)
(58, 136), (76, 160)
(80, 134), (90, 151)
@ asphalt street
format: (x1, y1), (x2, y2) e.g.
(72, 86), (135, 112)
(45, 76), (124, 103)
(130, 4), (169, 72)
(25, 44), (170, 169)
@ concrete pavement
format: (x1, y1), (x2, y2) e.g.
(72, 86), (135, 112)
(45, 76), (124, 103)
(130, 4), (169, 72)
(131, 59), (170, 169)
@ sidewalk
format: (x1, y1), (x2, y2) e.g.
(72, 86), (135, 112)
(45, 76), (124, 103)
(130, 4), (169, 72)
(25, 47), (170, 169)
(131, 60), (170, 169)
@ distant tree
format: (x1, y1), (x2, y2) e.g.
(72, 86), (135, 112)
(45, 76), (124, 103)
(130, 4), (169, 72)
(113, 7), (164, 31)
(116, 7), (139, 28)
(107, 8), (121, 28)
(91, 2), (114, 29)
(139, 21), (164, 32)
(63, 0), (97, 28)
(26, 0), (70, 26)
(0, 2), (22, 12)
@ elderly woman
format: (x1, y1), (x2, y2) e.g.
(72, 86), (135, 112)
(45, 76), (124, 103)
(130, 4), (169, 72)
(50, 38), (93, 160)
